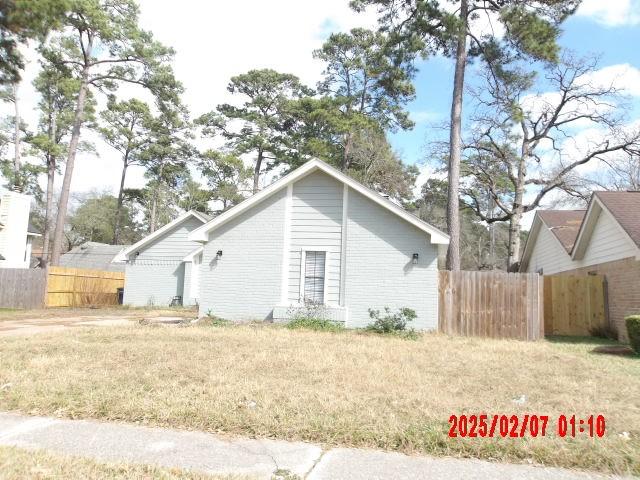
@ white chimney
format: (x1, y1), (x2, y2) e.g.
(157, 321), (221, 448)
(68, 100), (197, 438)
(0, 189), (33, 268)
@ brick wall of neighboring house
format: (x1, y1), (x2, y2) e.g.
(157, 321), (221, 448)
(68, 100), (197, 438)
(562, 256), (640, 341)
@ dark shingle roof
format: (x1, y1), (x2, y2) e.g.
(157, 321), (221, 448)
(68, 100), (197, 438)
(538, 210), (586, 253)
(594, 191), (640, 248)
(59, 242), (130, 272)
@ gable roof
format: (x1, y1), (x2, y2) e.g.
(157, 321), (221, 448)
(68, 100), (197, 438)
(593, 191), (640, 248)
(116, 210), (211, 262)
(572, 191), (640, 260)
(188, 158), (449, 245)
(521, 191), (640, 271)
(60, 242), (129, 272)
(537, 210), (586, 253)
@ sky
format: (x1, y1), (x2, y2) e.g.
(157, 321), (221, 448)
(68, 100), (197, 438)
(4, 0), (640, 218)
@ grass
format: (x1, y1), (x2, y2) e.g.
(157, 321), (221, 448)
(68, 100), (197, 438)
(0, 324), (638, 476)
(0, 446), (248, 479)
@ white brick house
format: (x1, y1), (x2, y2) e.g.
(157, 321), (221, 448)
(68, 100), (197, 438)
(188, 159), (449, 330)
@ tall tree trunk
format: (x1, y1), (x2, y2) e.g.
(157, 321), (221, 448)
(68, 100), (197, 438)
(445, 0), (468, 271)
(12, 82), (21, 191)
(113, 153), (129, 244)
(253, 149), (263, 194)
(507, 210), (523, 272)
(42, 110), (57, 265)
(508, 150), (528, 271)
(50, 71), (90, 265)
(342, 131), (353, 171)
(42, 154), (56, 264)
(150, 188), (158, 233)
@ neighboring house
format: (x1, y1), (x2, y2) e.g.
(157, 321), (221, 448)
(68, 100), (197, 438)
(520, 191), (640, 338)
(60, 242), (130, 272)
(115, 211), (212, 306)
(0, 189), (40, 269)
(188, 159), (449, 330)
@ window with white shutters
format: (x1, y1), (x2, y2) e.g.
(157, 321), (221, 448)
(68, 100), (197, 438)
(303, 251), (326, 304)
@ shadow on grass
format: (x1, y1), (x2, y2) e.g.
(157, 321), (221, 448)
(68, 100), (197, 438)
(546, 335), (621, 346)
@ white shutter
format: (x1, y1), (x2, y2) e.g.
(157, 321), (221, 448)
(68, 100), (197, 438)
(303, 251), (326, 304)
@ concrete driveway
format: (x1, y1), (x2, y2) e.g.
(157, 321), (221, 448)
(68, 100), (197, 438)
(0, 315), (136, 336)
(0, 309), (196, 336)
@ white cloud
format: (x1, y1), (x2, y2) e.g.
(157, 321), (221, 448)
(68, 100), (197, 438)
(578, 64), (640, 97)
(577, 0), (640, 26)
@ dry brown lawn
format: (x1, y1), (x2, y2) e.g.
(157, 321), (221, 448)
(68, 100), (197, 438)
(0, 446), (246, 479)
(0, 306), (197, 321)
(0, 323), (638, 476)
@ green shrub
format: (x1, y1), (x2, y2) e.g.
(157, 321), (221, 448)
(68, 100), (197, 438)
(286, 317), (344, 332)
(626, 315), (640, 353)
(284, 305), (344, 332)
(202, 311), (230, 327)
(366, 307), (418, 338)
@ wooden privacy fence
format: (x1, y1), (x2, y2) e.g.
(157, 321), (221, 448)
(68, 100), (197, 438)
(543, 274), (607, 336)
(47, 266), (125, 307)
(0, 266), (124, 308)
(439, 270), (544, 341)
(0, 268), (47, 309)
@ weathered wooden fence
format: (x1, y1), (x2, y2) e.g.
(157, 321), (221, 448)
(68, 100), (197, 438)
(0, 268), (47, 309)
(439, 270), (544, 341)
(47, 266), (125, 307)
(543, 274), (607, 336)
(0, 266), (124, 309)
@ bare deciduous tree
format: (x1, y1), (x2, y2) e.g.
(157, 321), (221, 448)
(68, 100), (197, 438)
(463, 54), (640, 270)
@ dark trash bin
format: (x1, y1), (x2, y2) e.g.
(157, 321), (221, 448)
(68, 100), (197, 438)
(117, 288), (124, 305)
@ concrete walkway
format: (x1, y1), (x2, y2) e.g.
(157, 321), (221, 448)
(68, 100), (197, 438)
(0, 412), (625, 480)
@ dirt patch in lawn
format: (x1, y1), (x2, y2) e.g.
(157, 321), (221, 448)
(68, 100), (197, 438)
(0, 324), (638, 476)
(0, 307), (197, 336)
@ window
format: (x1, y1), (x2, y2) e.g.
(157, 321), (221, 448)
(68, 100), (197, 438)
(303, 251), (326, 304)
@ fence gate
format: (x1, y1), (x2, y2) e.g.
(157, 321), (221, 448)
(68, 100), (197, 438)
(438, 270), (544, 341)
(543, 274), (607, 336)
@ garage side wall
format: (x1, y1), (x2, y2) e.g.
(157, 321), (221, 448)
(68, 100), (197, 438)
(199, 189), (286, 321)
(123, 216), (203, 307)
(344, 189), (438, 330)
(123, 262), (185, 307)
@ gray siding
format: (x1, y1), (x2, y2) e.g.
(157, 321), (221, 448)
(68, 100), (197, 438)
(199, 189), (285, 321)
(123, 262), (184, 307)
(344, 188), (438, 330)
(288, 171), (343, 305)
(136, 217), (204, 262)
(123, 216), (204, 306)
(183, 261), (193, 305)
(196, 169), (439, 330)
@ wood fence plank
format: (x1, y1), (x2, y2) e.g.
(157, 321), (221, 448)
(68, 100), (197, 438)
(438, 270), (543, 341)
(46, 266), (124, 307)
(0, 269), (47, 309)
(542, 274), (606, 336)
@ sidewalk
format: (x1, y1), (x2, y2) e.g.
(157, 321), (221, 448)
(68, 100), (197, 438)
(0, 412), (624, 480)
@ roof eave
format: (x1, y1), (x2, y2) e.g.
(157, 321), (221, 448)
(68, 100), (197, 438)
(118, 210), (207, 261)
(189, 159), (450, 245)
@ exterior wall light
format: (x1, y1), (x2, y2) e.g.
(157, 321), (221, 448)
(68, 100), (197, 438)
(216, 250), (223, 260)
(412, 253), (419, 264)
